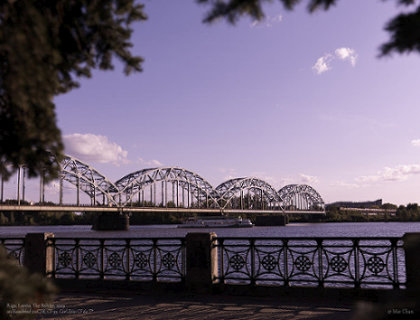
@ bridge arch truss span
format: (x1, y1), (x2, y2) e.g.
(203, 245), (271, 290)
(60, 155), (118, 206)
(278, 184), (324, 211)
(215, 177), (283, 210)
(114, 167), (220, 208)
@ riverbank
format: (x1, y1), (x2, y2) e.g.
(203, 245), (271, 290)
(1, 209), (420, 226)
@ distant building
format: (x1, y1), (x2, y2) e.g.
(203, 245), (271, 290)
(337, 207), (396, 217)
(326, 199), (382, 209)
(326, 199), (396, 216)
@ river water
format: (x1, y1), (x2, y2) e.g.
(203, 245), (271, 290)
(1, 222), (420, 238)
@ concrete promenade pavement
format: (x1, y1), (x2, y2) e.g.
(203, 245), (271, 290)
(37, 291), (357, 320)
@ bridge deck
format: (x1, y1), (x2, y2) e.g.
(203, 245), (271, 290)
(0, 205), (325, 215)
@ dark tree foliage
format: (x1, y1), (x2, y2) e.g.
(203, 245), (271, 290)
(0, 0), (146, 181)
(197, 0), (337, 23)
(198, 0), (420, 56)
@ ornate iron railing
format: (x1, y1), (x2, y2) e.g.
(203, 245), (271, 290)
(213, 237), (405, 289)
(0, 235), (407, 289)
(0, 237), (25, 265)
(47, 237), (186, 282)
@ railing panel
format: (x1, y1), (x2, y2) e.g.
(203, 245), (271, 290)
(49, 237), (186, 282)
(319, 239), (356, 288)
(127, 239), (155, 280)
(214, 237), (405, 289)
(287, 239), (320, 286)
(0, 237), (25, 265)
(154, 239), (186, 281)
(254, 239), (286, 286)
(218, 239), (252, 284)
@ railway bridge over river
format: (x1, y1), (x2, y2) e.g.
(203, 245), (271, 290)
(0, 155), (325, 226)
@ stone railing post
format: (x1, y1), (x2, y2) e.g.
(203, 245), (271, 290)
(403, 233), (420, 291)
(24, 233), (54, 277)
(185, 232), (217, 291)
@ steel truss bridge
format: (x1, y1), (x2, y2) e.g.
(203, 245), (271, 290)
(0, 155), (325, 214)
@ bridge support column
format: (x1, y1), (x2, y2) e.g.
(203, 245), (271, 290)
(39, 172), (45, 204)
(92, 211), (129, 231)
(22, 167), (26, 202)
(17, 166), (21, 205)
(59, 178), (63, 205)
(24, 233), (54, 276)
(186, 232), (218, 292)
(0, 174), (3, 203)
(255, 214), (288, 226)
(76, 176), (80, 206)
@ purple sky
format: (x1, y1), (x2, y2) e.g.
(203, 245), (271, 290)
(5, 0), (420, 205)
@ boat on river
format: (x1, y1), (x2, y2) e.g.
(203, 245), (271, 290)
(178, 216), (253, 228)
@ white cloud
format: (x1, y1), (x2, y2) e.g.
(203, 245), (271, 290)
(300, 174), (319, 184)
(356, 164), (420, 183)
(411, 139), (420, 147)
(138, 158), (163, 167)
(313, 47), (357, 75)
(312, 54), (333, 74)
(250, 14), (282, 28)
(63, 133), (128, 165)
(335, 47), (357, 66)
(330, 181), (360, 189)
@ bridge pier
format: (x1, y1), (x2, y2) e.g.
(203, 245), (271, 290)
(92, 212), (129, 231)
(255, 214), (289, 226)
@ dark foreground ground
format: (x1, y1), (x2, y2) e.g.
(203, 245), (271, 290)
(24, 289), (418, 320)
(36, 292), (352, 320)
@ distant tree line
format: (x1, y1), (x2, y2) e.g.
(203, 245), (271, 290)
(2, 200), (420, 226)
(322, 203), (420, 222)
(0, 210), (91, 226)
(0, 199), (196, 225)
